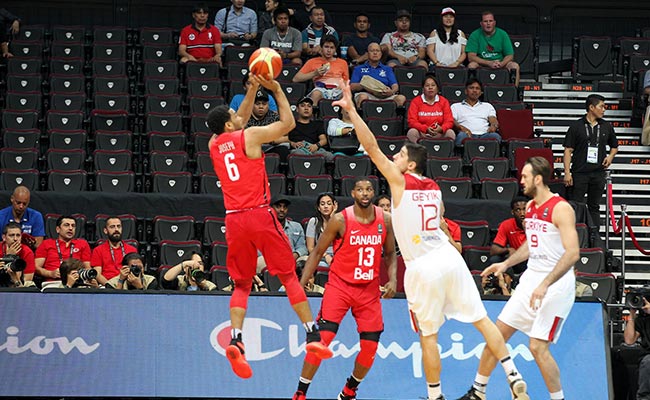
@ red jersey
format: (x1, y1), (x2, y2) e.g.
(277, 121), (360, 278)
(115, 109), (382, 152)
(0, 242), (36, 275)
(493, 217), (526, 250)
(210, 129), (271, 211)
(331, 205), (386, 285)
(35, 238), (91, 273)
(444, 218), (461, 242)
(179, 23), (222, 60)
(90, 241), (138, 279)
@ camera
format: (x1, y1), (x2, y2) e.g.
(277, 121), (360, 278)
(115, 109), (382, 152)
(0, 255), (26, 272)
(78, 268), (97, 282)
(190, 269), (206, 284)
(627, 286), (650, 309)
(484, 274), (501, 291)
(130, 265), (141, 277)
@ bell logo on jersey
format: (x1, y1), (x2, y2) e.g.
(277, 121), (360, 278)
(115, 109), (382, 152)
(354, 267), (374, 281)
(377, 224), (383, 234)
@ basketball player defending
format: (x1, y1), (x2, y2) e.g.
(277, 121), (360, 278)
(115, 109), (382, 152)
(292, 177), (397, 400)
(208, 74), (332, 379)
(457, 156), (579, 400)
(332, 80), (529, 400)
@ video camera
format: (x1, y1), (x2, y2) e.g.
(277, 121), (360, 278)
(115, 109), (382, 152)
(627, 286), (650, 309)
(0, 255), (26, 272)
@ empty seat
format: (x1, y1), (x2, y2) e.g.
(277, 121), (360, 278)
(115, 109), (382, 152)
(280, 82), (306, 103)
(93, 43), (127, 60)
(332, 155), (372, 180)
(46, 148), (85, 171)
(435, 67), (468, 86)
(143, 61), (178, 78)
(268, 173), (286, 197)
(144, 78), (180, 96)
(48, 129), (87, 150)
(575, 36), (613, 77)
(2, 129), (40, 149)
(203, 217), (226, 245)
(293, 174), (333, 196)
(317, 99), (342, 119)
(462, 138), (500, 164)
(440, 84), (465, 104)
(576, 273), (617, 303)
(50, 58), (84, 75)
(148, 132), (187, 152)
(47, 169), (87, 191)
(210, 265), (231, 289)
(145, 95), (182, 114)
(479, 178), (519, 201)
(577, 248), (606, 274)
(483, 84), (518, 103)
(476, 68), (511, 85)
(210, 241), (229, 267)
(224, 46), (255, 65)
(0, 148), (39, 170)
(7, 58), (42, 75)
(435, 177), (472, 200)
(153, 215), (195, 242)
(462, 246), (492, 271)
(189, 96), (225, 115)
(92, 59), (127, 77)
(15, 25), (46, 42)
(46, 110), (84, 131)
(7, 75), (42, 93)
(362, 100), (397, 119)
(0, 169), (39, 191)
(456, 220), (490, 247)
(2, 110), (38, 130)
(376, 136), (407, 157)
(195, 152), (213, 174)
(426, 156), (462, 179)
(192, 131), (212, 153)
(94, 149), (133, 172)
(159, 240), (202, 267)
(327, 131), (361, 156)
(52, 26), (85, 43)
(50, 93), (86, 113)
(151, 171), (192, 193)
(10, 41), (44, 59)
(139, 28), (174, 45)
(278, 64), (300, 81)
(199, 172), (223, 195)
(90, 110), (130, 132)
(226, 62), (249, 81)
(149, 151), (188, 173)
(287, 153), (326, 178)
(393, 65), (427, 86)
(95, 170), (136, 192)
(5, 92), (42, 112)
(399, 83), (422, 101)
(142, 45), (177, 61)
(51, 42), (84, 59)
(264, 153), (280, 175)
(510, 35), (537, 76)
(94, 93), (130, 112)
(419, 137), (455, 157)
(94, 76), (130, 94)
(187, 78), (223, 97)
(367, 117), (403, 137)
(471, 157), (509, 182)
(186, 63), (221, 80)
(94, 27), (128, 43)
(95, 131), (133, 151)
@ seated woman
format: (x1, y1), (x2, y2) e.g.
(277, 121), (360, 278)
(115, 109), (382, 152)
(406, 73), (455, 143)
(305, 193), (337, 268)
(426, 7), (467, 68)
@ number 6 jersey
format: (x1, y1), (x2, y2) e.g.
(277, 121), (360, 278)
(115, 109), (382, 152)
(392, 173), (449, 262)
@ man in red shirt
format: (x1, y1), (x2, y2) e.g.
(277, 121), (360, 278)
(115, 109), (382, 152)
(178, 3), (223, 65)
(91, 216), (138, 285)
(292, 177), (397, 400)
(489, 196), (528, 274)
(35, 216), (91, 282)
(0, 222), (36, 287)
(207, 73), (332, 380)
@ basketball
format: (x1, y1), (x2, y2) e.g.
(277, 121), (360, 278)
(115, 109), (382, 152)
(248, 47), (283, 79)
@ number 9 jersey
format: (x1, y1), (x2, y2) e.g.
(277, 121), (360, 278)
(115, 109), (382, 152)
(392, 174), (449, 262)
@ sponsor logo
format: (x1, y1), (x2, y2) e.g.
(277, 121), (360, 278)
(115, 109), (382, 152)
(0, 326), (100, 355)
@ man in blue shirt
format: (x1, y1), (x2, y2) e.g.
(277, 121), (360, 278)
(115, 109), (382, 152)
(229, 74), (278, 112)
(214, 0), (257, 46)
(349, 42), (406, 108)
(0, 186), (45, 248)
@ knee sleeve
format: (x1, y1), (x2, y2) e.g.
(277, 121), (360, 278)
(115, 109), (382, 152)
(356, 331), (382, 368)
(230, 278), (253, 309)
(305, 328), (337, 367)
(278, 272), (307, 305)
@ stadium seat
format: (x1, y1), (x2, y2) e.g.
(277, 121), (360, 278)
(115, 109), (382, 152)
(210, 265), (231, 290)
(151, 171), (192, 193)
(92, 59), (127, 77)
(376, 136), (407, 157)
(576, 272), (617, 304)
(456, 220), (490, 247)
(142, 45), (177, 61)
(187, 78), (223, 97)
(577, 248), (606, 274)
(7, 58), (42, 75)
(264, 153), (280, 175)
(462, 246), (492, 271)
(0, 148), (39, 170)
(203, 217), (227, 246)
(90, 110), (130, 132)
(293, 174), (333, 196)
(317, 99), (341, 119)
(9, 41), (44, 59)
(476, 68), (511, 84)
(0, 169), (40, 191)
(188, 96), (225, 115)
(471, 157), (509, 182)
(575, 36), (613, 78)
(95, 170), (136, 192)
(15, 25), (46, 42)
(268, 174), (286, 197)
(147, 132), (187, 152)
(361, 100), (397, 119)
(7, 75), (42, 93)
(510, 35), (537, 76)
(398, 83), (422, 101)
(419, 137), (455, 158)
(149, 151), (188, 173)
(51, 42), (84, 59)
(159, 240), (202, 267)
(145, 95), (182, 114)
(186, 63), (221, 80)
(50, 93), (86, 113)
(144, 77), (180, 96)
(194, 152), (213, 175)
(435, 177), (472, 200)
(2, 129), (40, 149)
(462, 138), (500, 164)
(93, 149), (133, 172)
(45, 213), (86, 239)
(2, 110), (39, 130)
(50, 57), (84, 76)
(95, 131), (134, 152)
(52, 25), (85, 43)
(139, 27), (174, 46)
(46, 110), (84, 131)
(576, 223), (590, 248)
(142, 61), (178, 78)
(6, 92), (42, 112)
(339, 175), (379, 196)
(199, 173), (222, 195)
(94, 26), (128, 43)
(48, 129), (87, 150)
(224, 46), (255, 65)
(483, 84), (518, 103)
(47, 169), (87, 191)
(393, 65), (427, 86)
(367, 117), (403, 137)
(94, 76), (130, 94)
(50, 75), (85, 93)
(153, 215), (195, 242)
(479, 178), (519, 201)
(287, 153), (326, 178)
(435, 67), (468, 86)
(440, 84), (465, 104)
(94, 93), (130, 112)
(513, 147), (554, 180)
(332, 155), (372, 180)
(46, 148), (85, 171)
(426, 156), (462, 179)
(506, 138), (544, 171)
(210, 242), (229, 268)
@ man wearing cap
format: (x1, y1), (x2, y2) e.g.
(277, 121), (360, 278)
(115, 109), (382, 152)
(257, 196), (308, 273)
(289, 97), (334, 161)
(247, 90), (291, 162)
(466, 11), (520, 86)
(350, 42), (406, 108)
(426, 7), (467, 68)
(178, 3), (223, 65)
(380, 10), (427, 69)
(230, 74), (278, 113)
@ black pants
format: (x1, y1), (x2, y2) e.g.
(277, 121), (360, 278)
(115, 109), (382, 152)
(571, 169), (606, 228)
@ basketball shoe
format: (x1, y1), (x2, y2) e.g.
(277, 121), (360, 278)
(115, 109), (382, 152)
(305, 329), (333, 359)
(225, 336), (252, 379)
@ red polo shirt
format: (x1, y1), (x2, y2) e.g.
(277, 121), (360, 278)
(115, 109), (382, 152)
(35, 238), (91, 272)
(493, 218), (526, 250)
(179, 23), (222, 60)
(0, 242), (36, 275)
(91, 241), (138, 279)
(445, 218), (462, 242)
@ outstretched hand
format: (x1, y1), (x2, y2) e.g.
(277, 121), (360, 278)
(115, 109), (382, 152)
(333, 79), (354, 111)
(249, 73), (280, 93)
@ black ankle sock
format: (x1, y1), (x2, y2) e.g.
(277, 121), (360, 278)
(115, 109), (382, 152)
(298, 377), (311, 394)
(346, 375), (361, 389)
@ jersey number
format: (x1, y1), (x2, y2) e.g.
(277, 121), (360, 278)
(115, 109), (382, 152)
(418, 204), (439, 231)
(530, 234), (539, 248)
(224, 153), (240, 181)
(357, 247), (375, 267)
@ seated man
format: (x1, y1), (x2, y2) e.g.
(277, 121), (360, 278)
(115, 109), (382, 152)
(0, 186), (45, 249)
(107, 252), (158, 290)
(488, 196), (528, 274)
(35, 216), (91, 284)
(246, 90), (291, 162)
(380, 10), (427, 69)
(178, 3), (222, 65)
(0, 222), (36, 287)
(260, 7), (303, 65)
(161, 252), (216, 291)
(229, 74), (278, 112)
(91, 216), (138, 286)
(451, 78), (501, 146)
(288, 97), (334, 160)
(291, 0), (332, 32)
(624, 297), (650, 400)
(343, 13), (380, 65)
(301, 7), (338, 59)
(350, 42), (406, 108)
(466, 10), (520, 86)
(293, 35), (348, 105)
(214, 0), (257, 46)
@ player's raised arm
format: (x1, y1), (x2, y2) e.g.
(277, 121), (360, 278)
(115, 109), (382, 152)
(333, 80), (404, 186)
(245, 75), (296, 147)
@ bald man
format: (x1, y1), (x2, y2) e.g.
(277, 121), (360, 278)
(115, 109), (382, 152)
(0, 186), (45, 247)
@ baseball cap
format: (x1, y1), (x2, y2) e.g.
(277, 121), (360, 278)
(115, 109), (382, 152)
(272, 196), (291, 206)
(255, 90), (269, 102)
(296, 96), (314, 106)
(441, 7), (456, 15)
(395, 9), (411, 20)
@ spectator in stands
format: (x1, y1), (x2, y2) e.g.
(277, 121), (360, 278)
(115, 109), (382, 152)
(58, 258), (101, 289)
(0, 8), (20, 35)
(326, 107), (364, 155)
(0, 25), (11, 58)
(291, 0), (332, 32)
(451, 78), (501, 146)
(214, 0), (257, 46)
(563, 94), (618, 229)
(230, 74), (278, 112)
(301, 7), (338, 58)
(574, 269), (593, 297)
(380, 10), (427, 69)
(293, 35), (348, 105)
(107, 252), (157, 290)
(0, 186), (45, 249)
(466, 10), (520, 86)
(373, 194), (391, 213)
(246, 90), (291, 162)
(343, 13), (380, 65)
(0, 222), (35, 287)
(481, 269), (513, 296)
(305, 192), (337, 267)
(624, 297), (650, 400)
(162, 252), (217, 291)
(441, 213), (462, 253)
(178, 3), (223, 65)
(260, 7), (303, 66)
(426, 7), (467, 68)
(488, 196), (528, 274)
(257, 196), (308, 273)
(35, 216), (91, 283)
(406, 74), (455, 143)
(91, 216), (138, 286)
(288, 97), (334, 160)
(258, 0), (279, 33)
(350, 42), (406, 108)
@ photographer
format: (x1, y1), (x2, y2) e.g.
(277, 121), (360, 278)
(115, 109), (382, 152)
(624, 295), (650, 400)
(58, 258), (100, 289)
(0, 222), (35, 287)
(161, 252), (216, 291)
(481, 271), (513, 296)
(107, 252), (157, 290)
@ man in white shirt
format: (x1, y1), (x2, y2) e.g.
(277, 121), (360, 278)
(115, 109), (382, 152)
(451, 78), (501, 146)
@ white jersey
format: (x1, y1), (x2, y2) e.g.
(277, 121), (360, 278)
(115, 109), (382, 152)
(524, 195), (569, 274)
(392, 173), (449, 262)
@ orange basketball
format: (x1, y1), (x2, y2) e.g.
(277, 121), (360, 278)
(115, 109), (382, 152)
(248, 47), (283, 79)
